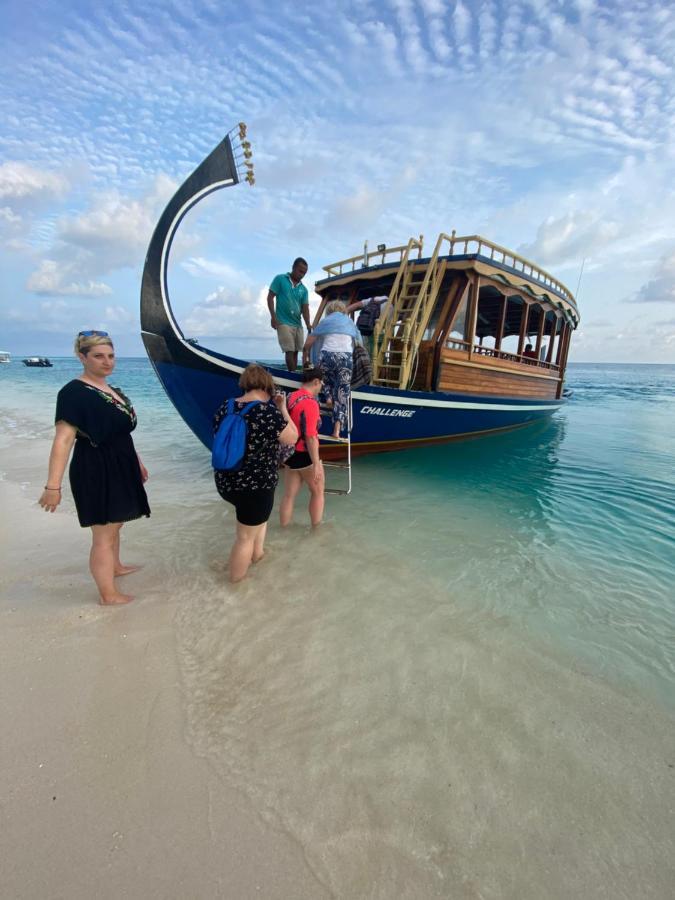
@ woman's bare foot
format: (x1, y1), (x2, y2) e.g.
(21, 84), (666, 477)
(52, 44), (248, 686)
(114, 564), (142, 576)
(252, 552), (266, 564)
(99, 592), (134, 605)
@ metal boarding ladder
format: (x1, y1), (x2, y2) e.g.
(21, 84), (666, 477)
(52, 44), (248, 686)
(318, 397), (352, 495)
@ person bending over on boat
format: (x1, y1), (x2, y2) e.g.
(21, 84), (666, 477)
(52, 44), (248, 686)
(279, 367), (325, 528)
(267, 257), (311, 371)
(523, 343), (537, 362)
(303, 300), (362, 439)
(213, 364), (298, 583)
(38, 331), (150, 606)
(345, 296), (388, 355)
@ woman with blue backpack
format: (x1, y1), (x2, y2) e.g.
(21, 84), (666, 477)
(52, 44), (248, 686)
(212, 364), (297, 582)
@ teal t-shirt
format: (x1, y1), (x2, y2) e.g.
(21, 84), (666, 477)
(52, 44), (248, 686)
(270, 273), (309, 327)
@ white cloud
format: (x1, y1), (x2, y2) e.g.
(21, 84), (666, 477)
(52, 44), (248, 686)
(182, 285), (270, 339)
(58, 173), (177, 271)
(181, 256), (250, 282)
(101, 305), (136, 325)
(518, 211), (621, 268)
(0, 162), (69, 203)
(26, 259), (112, 297)
(633, 248), (675, 304)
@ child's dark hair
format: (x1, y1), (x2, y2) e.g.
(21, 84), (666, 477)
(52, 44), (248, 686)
(301, 366), (323, 383)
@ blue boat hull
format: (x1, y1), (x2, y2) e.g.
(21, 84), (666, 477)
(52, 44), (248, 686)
(145, 337), (564, 457)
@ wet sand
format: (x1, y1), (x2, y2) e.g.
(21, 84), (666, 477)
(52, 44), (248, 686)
(0, 480), (329, 900)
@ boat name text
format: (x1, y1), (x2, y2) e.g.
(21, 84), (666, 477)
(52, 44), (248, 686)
(360, 405), (416, 418)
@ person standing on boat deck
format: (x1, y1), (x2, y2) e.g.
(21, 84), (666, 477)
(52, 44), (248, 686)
(213, 364), (298, 583)
(267, 257), (311, 371)
(303, 300), (362, 439)
(38, 331), (150, 606)
(279, 367), (325, 528)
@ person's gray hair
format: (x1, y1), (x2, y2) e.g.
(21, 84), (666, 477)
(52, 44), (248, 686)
(325, 299), (347, 315)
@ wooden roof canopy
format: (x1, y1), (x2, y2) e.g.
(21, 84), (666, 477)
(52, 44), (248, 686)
(316, 232), (580, 327)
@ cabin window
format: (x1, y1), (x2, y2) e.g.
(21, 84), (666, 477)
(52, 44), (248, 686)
(525, 304), (544, 354)
(551, 318), (565, 365)
(446, 289), (469, 349)
(500, 297), (525, 357)
(474, 286), (504, 353)
(539, 310), (557, 362)
(422, 294), (445, 341)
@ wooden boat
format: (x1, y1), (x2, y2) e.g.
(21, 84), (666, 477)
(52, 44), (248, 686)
(141, 126), (578, 458)
(22, 357), (53, 367)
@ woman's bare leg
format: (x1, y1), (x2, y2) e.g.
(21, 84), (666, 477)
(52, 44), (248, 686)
(279, 468), (303, 526)
(252, 522), (268, 563)
(90, 524), (133, 604)
(229, 522), (265, 583)
(300, 465), (325, 526)
(112, 525), (141, 576)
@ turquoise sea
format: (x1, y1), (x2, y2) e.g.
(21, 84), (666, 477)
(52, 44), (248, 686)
(1, 358), (674, 896)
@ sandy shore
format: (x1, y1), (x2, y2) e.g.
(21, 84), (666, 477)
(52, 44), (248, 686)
(0, 480), (329, 900)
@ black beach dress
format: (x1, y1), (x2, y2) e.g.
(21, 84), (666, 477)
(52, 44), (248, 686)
(55, 380), (151, 528)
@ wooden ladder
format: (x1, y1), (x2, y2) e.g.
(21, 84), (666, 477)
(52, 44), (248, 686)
(372, 234), (448, 390)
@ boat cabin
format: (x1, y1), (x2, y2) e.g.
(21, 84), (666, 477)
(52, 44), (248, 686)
(313, 232), (579, 401)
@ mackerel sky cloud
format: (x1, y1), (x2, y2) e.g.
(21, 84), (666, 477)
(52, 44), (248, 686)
(1, 0), (674, 360)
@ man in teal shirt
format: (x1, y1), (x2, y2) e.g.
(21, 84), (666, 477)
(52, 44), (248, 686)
(267, 257), (311, 371)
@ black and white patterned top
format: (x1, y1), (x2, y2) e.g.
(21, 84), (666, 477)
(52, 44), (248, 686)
(213, 399), (286, 492)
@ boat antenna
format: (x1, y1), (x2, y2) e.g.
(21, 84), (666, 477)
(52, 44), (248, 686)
(575, 257), (586, 301)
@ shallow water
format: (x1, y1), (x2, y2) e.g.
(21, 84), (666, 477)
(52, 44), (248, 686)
(2, 358), (674, 896)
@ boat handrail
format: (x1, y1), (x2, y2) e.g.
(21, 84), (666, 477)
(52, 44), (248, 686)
(445, 338), (560, 371)
(445, 232), (575, 307)
(322, 230), (576, 309)
(322, 236), (424, 276)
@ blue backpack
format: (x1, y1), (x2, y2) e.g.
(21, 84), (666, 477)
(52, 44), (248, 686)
(212, 398), (261, 471)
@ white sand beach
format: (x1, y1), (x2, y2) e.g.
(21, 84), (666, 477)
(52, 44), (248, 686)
(0, 480), (329, 900)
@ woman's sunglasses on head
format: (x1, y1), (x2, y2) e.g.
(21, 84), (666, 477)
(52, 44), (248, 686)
(78, 330), (109, 338)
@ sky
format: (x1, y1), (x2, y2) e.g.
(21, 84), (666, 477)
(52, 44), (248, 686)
(1, 0), (674, 362)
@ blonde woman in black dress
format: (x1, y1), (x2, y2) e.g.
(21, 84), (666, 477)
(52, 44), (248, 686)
(39, 332), (150, 605)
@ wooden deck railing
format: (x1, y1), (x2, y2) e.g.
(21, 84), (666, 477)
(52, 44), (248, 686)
(322, 231), (576, 310)
(444, 232), (575, 307)
(445, 338), (560, 372)
(322, 236), (424, 276)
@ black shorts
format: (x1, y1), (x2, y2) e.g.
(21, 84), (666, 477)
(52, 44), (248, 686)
(220, 488), (275, 526)
(286, 450), (312, 470)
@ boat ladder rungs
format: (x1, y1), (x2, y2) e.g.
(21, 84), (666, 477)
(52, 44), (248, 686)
(317, 399), (353, 495)
(319, 434), (349, 444)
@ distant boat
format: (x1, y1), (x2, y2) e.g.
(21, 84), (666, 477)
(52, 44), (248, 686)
(22, 357), (53, 368)
(0, 351), (10, 364)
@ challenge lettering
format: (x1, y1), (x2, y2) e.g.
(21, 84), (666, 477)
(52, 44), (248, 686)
(360, 405), (416, 418)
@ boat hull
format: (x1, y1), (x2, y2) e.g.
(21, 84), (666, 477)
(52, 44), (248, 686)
(143, 333), (563, 458)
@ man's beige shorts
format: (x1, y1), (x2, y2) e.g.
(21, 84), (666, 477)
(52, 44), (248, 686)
(277, 324), (304, 352)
